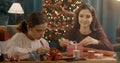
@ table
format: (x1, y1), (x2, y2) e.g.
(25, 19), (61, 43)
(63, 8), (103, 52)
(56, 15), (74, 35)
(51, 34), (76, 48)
(0, 41), (117, 63)
(0, 52), (117, 63)
(0, 59), (117, 63)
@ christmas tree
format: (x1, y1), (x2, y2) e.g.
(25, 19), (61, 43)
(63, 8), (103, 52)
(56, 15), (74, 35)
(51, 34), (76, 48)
(42, 0), (82, 48)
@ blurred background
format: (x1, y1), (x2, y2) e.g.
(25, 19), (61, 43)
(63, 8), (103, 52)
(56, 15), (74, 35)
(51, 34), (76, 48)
(0, 0), (120, 48)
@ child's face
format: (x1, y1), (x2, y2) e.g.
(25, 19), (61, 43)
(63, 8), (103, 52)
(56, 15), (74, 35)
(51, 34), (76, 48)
(28, 23), (47, 40)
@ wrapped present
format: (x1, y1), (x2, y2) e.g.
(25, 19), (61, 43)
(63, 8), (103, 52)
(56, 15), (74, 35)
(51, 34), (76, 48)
(46, 48), (62, 61)
(66, 44), (84, 57)
(0, 31), (9, 41)
(0, 26), (9, 41)
(83, 47), (115, 56)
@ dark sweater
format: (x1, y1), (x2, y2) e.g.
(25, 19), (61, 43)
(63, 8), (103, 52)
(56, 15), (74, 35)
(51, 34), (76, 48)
(57, 28), (113, 52)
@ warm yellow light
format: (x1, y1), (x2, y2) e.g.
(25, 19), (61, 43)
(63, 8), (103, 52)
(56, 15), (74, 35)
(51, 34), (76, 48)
(117, 0), (120, 1)
(8, 3), (24, 14)
(8, 3), (24, 24)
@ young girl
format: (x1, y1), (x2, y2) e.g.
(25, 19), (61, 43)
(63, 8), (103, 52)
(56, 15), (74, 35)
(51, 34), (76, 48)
(4, 12), (50, 61)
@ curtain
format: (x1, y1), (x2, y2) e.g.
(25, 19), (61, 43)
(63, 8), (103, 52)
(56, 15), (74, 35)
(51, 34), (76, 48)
(22, 0), (42, 17)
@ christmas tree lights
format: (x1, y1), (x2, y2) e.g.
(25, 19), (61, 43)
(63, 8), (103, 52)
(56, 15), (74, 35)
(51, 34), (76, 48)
(42, 0), (83, 48)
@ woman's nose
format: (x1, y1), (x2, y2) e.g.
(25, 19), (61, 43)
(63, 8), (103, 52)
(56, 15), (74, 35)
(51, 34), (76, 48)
(83, 17), (87, 21)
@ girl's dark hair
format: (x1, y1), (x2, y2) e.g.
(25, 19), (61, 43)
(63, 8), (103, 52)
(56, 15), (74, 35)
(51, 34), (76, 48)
(17, 11), (47, 33)
(74, 3), (101, 31)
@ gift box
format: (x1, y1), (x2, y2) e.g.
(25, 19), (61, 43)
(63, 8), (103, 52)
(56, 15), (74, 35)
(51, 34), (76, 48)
(0, 31), (9, 41)
(45, 48), (62, 61)
(66, 44), (83, 57)
(83, 47), (115, 56)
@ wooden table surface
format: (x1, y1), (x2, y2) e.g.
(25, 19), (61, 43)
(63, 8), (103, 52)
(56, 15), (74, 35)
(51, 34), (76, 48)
(0, 59), (117, 63)
(0, 56), (117, 63)
(0, 43), (117, 63)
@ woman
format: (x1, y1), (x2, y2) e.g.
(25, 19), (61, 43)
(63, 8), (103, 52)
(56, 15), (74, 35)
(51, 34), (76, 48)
(59, 3), (113, 52)
(3, 12), (50, 61)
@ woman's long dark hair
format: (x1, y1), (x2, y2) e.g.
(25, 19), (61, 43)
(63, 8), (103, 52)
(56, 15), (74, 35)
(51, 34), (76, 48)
(74, 3), (101, 31)
(17, 11), (47, 33)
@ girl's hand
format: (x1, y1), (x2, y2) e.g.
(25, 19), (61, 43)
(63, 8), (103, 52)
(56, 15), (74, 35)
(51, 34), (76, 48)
(59, 38), (69, 47)
(4, 54), (20, 62)
(79, 36), (99, 46)
(37, 47), (49, 54)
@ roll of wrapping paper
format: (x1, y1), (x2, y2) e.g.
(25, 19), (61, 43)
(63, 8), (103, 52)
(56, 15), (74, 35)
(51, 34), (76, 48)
(83, 47), (115, 56)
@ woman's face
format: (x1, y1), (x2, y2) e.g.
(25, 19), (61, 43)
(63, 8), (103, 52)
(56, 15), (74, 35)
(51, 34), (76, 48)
(78, 9), (93, 28)
(28, 23), (47, 40)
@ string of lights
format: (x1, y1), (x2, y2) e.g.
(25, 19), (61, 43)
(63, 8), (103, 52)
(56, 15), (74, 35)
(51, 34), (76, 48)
(42, 0), (83, 48)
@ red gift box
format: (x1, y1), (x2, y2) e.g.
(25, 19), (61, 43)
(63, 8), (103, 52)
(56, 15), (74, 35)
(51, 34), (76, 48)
(46, 48), (62, 61)
(66, 44), (83, 57)
(0, 31), (9, 41)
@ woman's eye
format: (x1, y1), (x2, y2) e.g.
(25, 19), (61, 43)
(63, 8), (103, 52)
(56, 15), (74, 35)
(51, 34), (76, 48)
(86, 15), (90, 18)
(79, 15), (84, 18)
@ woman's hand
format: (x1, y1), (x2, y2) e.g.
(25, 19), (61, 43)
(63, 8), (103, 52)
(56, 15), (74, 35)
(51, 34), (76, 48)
(59, 38), (69, 47)
(79, 36), (99, 46)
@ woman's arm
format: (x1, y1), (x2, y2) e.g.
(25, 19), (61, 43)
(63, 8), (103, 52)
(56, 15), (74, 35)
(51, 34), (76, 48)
(93, 28), (113, 51)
